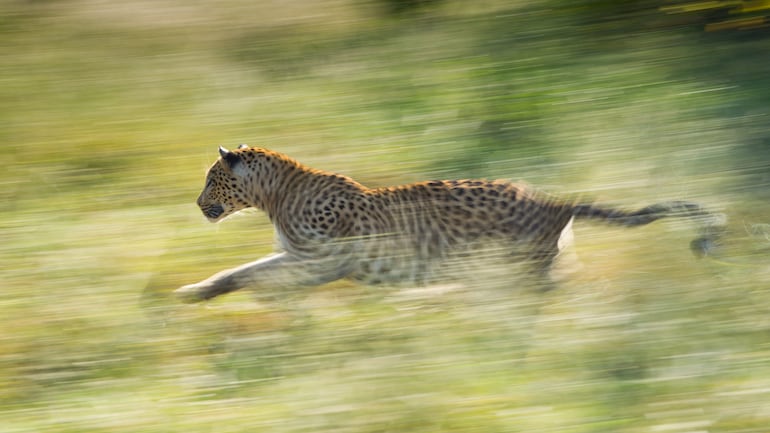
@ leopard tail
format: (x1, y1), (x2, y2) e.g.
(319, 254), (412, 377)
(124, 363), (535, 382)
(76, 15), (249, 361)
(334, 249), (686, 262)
(572, 200), (726, 258)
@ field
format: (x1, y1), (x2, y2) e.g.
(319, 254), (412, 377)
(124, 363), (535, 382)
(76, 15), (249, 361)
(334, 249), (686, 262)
(2, 1), (770, 432)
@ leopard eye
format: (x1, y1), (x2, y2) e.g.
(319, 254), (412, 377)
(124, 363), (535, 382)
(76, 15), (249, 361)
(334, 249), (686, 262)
(205, 178), (215, 189)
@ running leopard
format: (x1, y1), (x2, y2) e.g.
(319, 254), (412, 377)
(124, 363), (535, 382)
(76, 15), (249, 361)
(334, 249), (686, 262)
(175, 145), (723, 302)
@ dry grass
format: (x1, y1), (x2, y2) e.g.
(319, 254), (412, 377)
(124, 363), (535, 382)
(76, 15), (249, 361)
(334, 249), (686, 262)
(1, 1), (769, 432)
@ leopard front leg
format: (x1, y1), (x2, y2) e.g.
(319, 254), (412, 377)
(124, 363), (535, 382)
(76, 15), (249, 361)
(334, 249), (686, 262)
(174, 252), (352, 303)
(174, 253), (287, 302)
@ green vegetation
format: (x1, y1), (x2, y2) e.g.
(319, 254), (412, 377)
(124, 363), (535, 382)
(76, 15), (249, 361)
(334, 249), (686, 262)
(2, 1), (769, 431)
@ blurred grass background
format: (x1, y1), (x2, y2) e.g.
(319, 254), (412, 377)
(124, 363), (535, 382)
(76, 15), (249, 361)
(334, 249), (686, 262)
(2, 0), (770, 432)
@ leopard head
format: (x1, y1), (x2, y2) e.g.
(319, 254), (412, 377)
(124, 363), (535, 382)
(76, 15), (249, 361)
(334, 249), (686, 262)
(196, 145), (252, 222)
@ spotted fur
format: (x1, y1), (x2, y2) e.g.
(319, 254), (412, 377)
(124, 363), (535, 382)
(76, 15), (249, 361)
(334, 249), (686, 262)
(175, 145), (724, 302)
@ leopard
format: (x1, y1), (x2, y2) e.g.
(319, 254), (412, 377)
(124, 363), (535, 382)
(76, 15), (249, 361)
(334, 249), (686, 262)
(174, 145), (724, 303)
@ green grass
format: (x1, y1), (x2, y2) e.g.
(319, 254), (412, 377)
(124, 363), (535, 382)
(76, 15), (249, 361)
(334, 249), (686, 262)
(2, 1), (770, 432)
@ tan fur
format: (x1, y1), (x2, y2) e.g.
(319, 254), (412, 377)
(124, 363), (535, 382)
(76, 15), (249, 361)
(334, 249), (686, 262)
(175, 146), (722, 302)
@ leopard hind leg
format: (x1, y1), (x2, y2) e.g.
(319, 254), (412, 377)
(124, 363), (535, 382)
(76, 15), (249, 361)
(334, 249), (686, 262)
(524, 216), (580, 291)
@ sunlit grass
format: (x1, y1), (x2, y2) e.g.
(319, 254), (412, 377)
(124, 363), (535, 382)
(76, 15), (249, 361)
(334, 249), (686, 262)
(1, 1), (769, 432)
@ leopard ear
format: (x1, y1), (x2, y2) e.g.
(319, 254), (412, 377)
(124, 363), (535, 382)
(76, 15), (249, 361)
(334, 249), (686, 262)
(218, 146), (241, 170)
(237, 144), (249, 150)
(219, 146), (230, 159)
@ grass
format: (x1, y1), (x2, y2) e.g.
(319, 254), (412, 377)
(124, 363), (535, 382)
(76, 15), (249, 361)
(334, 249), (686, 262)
(2, 0), (770, 432)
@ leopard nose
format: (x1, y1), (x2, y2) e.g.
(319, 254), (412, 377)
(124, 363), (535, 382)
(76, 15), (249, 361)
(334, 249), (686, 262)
(196, 193), (205, 208)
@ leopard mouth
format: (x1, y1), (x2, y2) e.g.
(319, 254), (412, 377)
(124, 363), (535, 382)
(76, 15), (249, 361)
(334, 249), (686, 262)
(201, 204), (225, 221)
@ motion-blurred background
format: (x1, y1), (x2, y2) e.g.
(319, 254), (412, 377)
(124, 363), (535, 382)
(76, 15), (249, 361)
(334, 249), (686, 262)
(2, 1), (770, 431)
